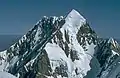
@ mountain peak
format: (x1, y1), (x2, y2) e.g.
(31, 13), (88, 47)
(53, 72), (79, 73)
(70, 9), (82, 16)
(107, 37), (120, 50)
(61, 9), (86, 36)
(107, 37), (117, 47)
(108, 37), (115, 43)
(66, 9), (86, 22)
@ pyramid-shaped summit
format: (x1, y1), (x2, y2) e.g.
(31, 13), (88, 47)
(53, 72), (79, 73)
(61, 9), (87, 44)
(66, 9), (86, 21)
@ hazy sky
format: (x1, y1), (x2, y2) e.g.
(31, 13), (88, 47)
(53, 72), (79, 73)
(0, 0), (120, 38)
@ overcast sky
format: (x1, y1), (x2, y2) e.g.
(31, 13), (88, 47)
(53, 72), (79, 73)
(0, 0), (120, 38)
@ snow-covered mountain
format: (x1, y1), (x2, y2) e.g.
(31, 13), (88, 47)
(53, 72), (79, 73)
(0, 9), (120, 78)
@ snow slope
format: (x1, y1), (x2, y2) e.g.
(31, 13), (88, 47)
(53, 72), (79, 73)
(0, 72), (17, 78)
(44, 9), (97, 78)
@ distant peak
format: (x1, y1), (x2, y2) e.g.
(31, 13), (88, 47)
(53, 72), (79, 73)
(107, 37), (119, 48)
(108, 37), (115, 43)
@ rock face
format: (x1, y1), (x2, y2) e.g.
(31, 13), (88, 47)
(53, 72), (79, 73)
(0, 9), (120, 78)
